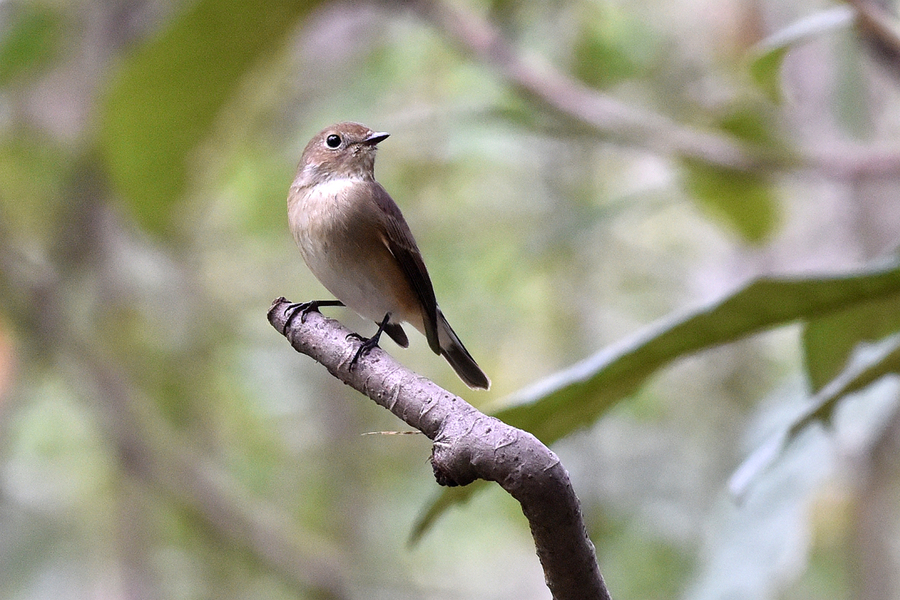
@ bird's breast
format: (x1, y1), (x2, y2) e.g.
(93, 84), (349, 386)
(288, 177), (410, 324)
(289, 178), (360, 243)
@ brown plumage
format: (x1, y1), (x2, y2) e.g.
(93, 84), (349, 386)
(287, 122), (490, 390)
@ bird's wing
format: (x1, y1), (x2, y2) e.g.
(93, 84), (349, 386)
(371, 183), (441, 354)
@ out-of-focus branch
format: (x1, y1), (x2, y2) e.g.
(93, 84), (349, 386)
(79, 351), (350, 598)
(847, 0), (900, 69)
(268, 297), (611, 600)
(407, 0), (764, 169)
(0, 232), (350, 599)
(404, 0), (900, 178)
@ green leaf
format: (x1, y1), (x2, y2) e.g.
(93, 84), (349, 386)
(794, 335), (900, 444)
(99, 0), (320, 235)
(0, 132), (70, 237)
(497, 261), (900, 443)
(571, 4), (659, 89)
(681, 103), (785, 243)
(747, 6), (855, 104)
(0, 5), (66, 86)
(716, 104), (783, 148)
(730, 333), (900, 497)
(748, 46), (789, 104)
(681, 158), (779, 244)
(415, 262), (900, 538)
(803, 287), (900, 392)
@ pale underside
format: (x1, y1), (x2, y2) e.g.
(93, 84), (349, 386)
(289, 177), (428, 335)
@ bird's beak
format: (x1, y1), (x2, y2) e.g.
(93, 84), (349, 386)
(363, 131), (390, 146)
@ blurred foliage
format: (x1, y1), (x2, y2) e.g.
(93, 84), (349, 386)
(0, 3), (66, 86)
(747, 6), (856, 103)
(684, 103), (785, 244)
(419, 261), (900, 534)
(2, 0), (900, 599)
(731, 334), (900, 500)
(100, 0), (321, 235)
(681, 159), (778, 243)
(501, 260), (900, 438)
(803, 289), (900, 392)
(571, 2), (661, 89)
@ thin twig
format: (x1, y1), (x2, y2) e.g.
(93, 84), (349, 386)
(404, 0), (900, 178)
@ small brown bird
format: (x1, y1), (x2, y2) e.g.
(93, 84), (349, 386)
(285, 122), (490, 390)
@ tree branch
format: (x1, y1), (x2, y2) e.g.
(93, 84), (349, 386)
(406, 0), (765, 170)
(847, 0), (900, 71)
(403, 0), (900, 178)
(268, 297), (611, 600)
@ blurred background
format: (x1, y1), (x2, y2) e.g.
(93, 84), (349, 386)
(1, 0), (900, 598)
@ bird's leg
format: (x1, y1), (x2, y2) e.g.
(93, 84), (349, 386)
(349, 312), (391, 370)
(282, 299), (345, 334)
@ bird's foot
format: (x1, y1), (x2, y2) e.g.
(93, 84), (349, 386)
(348, 312), (392, 371)
(282, 299), (344, 334)
(349, 334), (381, 370)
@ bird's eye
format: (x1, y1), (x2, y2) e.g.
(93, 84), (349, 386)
(325, 134), (341, 148)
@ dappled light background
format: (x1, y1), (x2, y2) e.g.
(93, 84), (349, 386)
(1, 0), (900, 599)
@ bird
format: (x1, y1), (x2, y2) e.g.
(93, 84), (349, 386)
(284, 121), (490, 390)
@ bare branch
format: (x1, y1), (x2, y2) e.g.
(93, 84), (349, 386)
(403, 0), (900, 178)
(268, 297), (611, 600)
(407, 0), (764, 169)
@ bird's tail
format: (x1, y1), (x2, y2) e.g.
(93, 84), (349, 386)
(437, 308), (490, 390)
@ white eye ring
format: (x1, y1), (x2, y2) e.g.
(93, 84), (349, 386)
(325, 134), (341, 149)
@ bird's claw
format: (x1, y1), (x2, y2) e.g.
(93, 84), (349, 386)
(281, 299), (344, 335)
(347, 312), (391, 372)
(349, 335), (381, 371)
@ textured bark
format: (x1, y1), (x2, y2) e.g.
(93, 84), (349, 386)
(269, 297), (611, 600)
